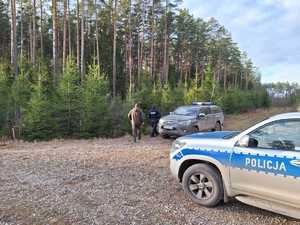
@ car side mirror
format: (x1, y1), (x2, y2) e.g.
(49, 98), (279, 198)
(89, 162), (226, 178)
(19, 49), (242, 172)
(198, 113), (205, 119)
(237, 135), (250, 147)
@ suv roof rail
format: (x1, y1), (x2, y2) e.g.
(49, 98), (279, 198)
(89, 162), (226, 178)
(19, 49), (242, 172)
(192, 101), (214, 106)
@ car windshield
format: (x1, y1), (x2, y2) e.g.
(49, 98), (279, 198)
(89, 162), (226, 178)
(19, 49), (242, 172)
(174, 106), (199, 116)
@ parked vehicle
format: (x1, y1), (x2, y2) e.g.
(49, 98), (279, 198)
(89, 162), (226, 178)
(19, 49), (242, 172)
(170, 112), (300, 219)
(158, 102), (224, 138)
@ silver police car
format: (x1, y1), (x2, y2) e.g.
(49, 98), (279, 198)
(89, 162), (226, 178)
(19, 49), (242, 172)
(158, 102), (224, 138)
(170, 112), (300, 219)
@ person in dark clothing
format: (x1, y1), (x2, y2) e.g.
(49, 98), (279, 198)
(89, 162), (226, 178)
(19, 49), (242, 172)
(128, 103), (144, 142)
(148, 106), (161, 137)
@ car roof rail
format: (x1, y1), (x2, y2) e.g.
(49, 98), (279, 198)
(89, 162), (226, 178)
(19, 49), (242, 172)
(192, 101), (214, 106)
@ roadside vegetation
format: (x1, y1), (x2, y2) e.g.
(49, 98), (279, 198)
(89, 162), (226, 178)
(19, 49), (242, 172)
(0, 0), (297, 141)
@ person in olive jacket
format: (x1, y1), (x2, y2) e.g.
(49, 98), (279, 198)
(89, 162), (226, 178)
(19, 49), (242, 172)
(148, 106), (161, 137)
(128, 103), (144, 142)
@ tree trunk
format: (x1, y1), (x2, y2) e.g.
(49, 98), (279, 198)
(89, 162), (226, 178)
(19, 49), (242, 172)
(10, 0), (17, 75)
(32, 0), (36, 65)
(128, 0), (133, 98)
(140, 25), (144, 83)
(63, 0), (68, 70)
(150, 0), (155, 80)
(40, 0), (43, 59)
(76, 0), (80, 70)
(68, 0), (72, 56)
(80, 0), (85, 80)
(112, 0), (117, 97)
(29, 15), (32, 62)
(163, 0), (169, 84)
(223, 64), (227, 91)
(52, 0), (58, 78)
(95, 0), (100, 72)
(137, 36), (140, 86)
(195, 64), (199, 86)
(20, 0), (23, 65)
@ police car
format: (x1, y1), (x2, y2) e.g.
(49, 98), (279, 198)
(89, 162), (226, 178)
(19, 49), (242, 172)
(170, 112), (300, 219)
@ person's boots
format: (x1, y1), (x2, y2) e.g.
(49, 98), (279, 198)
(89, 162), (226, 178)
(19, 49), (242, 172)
(150, 129), (154, 137)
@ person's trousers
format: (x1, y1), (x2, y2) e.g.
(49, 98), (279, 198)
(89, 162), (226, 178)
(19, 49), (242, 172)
(132, 124), (141, 142)
(151, 121), (159, 137)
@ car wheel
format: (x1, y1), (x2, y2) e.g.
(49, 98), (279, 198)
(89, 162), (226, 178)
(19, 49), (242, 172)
(192, 126), (199, 133)
(161, 134), (170, 139)
(213, 122), (222, 131)
(182, 164), (223, 207)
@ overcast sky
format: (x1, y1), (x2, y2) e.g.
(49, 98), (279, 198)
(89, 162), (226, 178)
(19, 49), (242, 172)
(182, 0), (300, 84)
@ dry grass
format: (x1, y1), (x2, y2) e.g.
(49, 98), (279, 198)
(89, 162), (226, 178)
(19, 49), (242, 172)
(224, 107), (296, 131)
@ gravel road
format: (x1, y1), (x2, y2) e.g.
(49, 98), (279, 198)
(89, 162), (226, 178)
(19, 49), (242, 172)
(0, 136), (299, 225)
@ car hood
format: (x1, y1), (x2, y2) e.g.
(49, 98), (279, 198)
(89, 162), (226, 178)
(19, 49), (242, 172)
(160, 114), (196, 122)
(184, 131), (240, 139)
(176, 131), (240, 148)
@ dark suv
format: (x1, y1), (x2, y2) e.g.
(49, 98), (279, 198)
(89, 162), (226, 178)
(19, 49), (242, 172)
(158, 102), (224, 137)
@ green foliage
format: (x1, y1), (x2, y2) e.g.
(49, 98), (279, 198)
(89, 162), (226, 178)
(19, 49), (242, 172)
(10, 69), (32, 139)
(184, 79), (201, 104)
(22, 91), (55, 141)
(0, 63), (10, 135)
(219, 88), (270, 114)
(10, 69), (32, 112)
(22, 65), (55, 141)
(55, 58), (81, 137)
(150, 83), (183, 114)
(80, 64), (111, 138)
(201, 64), (218, 101)
(109, 97), (132, 137)
(264, 82), (298, 106)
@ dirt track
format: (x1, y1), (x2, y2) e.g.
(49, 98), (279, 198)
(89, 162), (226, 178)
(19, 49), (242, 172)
(0, 108), (299, 225)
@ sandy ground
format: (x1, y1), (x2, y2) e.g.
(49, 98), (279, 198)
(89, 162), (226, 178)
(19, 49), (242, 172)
(0, 107), (299, 225)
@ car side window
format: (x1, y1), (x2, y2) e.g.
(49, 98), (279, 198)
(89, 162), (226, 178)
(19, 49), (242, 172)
(200, 107), (210, 115)
(248, 119), (300, 151)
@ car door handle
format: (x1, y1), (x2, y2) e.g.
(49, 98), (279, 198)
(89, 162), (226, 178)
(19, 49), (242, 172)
(290, 159), (300, 167)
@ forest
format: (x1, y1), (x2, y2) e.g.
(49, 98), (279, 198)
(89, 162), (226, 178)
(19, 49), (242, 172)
(0, 0), (271, 140)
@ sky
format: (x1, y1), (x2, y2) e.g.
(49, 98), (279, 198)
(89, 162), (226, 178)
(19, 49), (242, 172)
(182, 0), (300, 84)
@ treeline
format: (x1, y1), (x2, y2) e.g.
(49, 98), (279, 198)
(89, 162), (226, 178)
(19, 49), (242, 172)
(1, 0), (270, 140)
(264, 82), (299, 106)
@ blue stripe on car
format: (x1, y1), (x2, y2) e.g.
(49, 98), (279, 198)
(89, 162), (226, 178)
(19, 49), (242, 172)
(173, 148), (300, 178)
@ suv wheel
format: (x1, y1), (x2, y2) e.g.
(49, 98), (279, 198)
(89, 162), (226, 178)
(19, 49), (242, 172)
(161, 134), (170, 139)
(182, 164), (223, 207)
(213, 122), (222, 131)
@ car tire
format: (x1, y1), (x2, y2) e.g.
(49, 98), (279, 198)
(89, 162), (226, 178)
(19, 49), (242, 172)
(182, 164), (223, 207)
(212, 122), (222, 131)
(161, 134), (170, 139)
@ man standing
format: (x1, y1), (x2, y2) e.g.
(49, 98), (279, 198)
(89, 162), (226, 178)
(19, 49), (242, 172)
(128, 103), (144, 142)
(148, 106), (161, 137)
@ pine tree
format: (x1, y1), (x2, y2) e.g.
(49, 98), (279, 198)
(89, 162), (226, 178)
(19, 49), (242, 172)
(10, 68), (32, 137)
(81, 64), (111, 137)
(10, 0), (17, 75)
(0, 63), (10, 136)
(55, 58), (81, 137)
(23, 65), (55, 140)
(201, 64), (217, 101)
